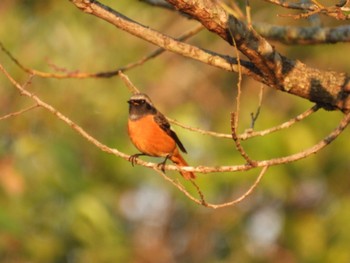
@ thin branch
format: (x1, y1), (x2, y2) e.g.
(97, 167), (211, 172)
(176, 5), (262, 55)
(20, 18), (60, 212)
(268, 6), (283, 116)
(169, 105), (319, 140)
(118, 71), (140, 94)
(263, 0), (350, 16)
(95, 24), (205, 77)
(207, 165), (268, 209)
(157, 164), (269, 208)
(240, 105), (320, 140)
(139, 0), (174, 10)
(0, 24), (204, 79)
(245, 0), (252, 28)
(232, 37), (242, 128)
(249, 85), (264, 129)
(280, 7), (350, 20)
(189, 179), (207, 205)
(231, 112), (257, 166)
(228, 24), (256, 165)
(0, 104), (39, 121)
(262, 0), (316, 10)
(168, 117), (231, 138)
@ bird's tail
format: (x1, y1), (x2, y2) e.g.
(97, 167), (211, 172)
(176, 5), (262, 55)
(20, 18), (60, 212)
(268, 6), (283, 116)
(170, 148), (196, 180)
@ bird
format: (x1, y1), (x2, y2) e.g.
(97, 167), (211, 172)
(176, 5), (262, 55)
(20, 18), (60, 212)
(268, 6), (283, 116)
(127, 93), (195, 180)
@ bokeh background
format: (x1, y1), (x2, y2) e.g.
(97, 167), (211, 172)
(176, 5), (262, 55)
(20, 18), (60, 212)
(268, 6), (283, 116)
(1, 1), (350, 262)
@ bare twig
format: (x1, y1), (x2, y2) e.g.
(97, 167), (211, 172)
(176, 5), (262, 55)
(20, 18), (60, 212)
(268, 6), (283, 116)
(280, 9), (345, 20)
(275, 1), (350, 20)
(249, 85), (264, 129)
(0, 25), (204, 79)
(245, 0), (252, 27)
(189, 179), (207, 206)
(231, 112), (257, 166)
(157, 164), (268, 208)
(263, 0), (350, 16)
(240, 105), (320, 140)
(169, 105), (319, 141)
(262, 0), (316, 10)
(206, 165), (268, 209)
(0, 104), (39, 121)
(227, 16), (256, 166)
(118, 71), (140, 94)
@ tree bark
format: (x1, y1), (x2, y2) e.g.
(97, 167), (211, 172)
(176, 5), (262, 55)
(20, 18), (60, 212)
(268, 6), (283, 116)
(166, 0), (350, 112)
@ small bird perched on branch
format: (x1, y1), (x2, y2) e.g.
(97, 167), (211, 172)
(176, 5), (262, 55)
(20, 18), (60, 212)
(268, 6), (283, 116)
(127, 93), (195, 180)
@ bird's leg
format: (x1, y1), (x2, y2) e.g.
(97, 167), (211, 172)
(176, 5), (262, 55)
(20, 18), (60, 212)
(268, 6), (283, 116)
(157, 154), (171, 173)
(129, 153), (146, 166)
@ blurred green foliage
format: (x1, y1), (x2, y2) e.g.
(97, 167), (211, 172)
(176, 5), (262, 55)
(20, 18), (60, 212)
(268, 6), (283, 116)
(1, 0), (350, 262)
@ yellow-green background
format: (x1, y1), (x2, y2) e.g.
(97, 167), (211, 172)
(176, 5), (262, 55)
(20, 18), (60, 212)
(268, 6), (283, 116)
(1, 1), (350, 262)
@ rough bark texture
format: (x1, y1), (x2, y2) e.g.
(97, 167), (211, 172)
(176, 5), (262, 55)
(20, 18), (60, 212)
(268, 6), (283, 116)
(166, 0), (350, 112)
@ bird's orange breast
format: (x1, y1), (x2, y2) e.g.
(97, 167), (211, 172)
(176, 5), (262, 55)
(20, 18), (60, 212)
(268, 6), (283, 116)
(128, 115), (176, 157)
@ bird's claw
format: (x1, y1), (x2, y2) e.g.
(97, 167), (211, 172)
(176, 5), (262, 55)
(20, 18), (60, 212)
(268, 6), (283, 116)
(157, 162), (166, 173)
(157, 155), (170, 173)
(128, 153), (144, 167)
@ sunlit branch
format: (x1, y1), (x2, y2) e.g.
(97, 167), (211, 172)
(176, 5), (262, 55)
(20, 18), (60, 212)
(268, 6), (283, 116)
(240, 105), (320, 140)
(160, 165), (269, 208)
(118, 71), (140, 94)
(168, 105), (319, 140)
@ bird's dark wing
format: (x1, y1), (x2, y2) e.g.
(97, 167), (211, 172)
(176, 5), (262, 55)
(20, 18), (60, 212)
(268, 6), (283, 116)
(154, 112), (187, 153)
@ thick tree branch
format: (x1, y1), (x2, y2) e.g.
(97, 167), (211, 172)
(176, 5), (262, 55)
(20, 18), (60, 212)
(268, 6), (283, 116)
(165, 0), (350, 112)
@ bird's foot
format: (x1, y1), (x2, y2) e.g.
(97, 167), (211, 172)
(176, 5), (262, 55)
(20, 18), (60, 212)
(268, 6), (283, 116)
(157, 155), (170, 173)
(128, 153), (145, 166)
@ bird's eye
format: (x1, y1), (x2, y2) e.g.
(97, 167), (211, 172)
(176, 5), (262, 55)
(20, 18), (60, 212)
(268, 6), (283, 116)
(140, 99), (145, 104)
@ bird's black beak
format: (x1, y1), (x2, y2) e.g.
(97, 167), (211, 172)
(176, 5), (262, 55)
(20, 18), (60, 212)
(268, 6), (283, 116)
(128, 100), (140, 106)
